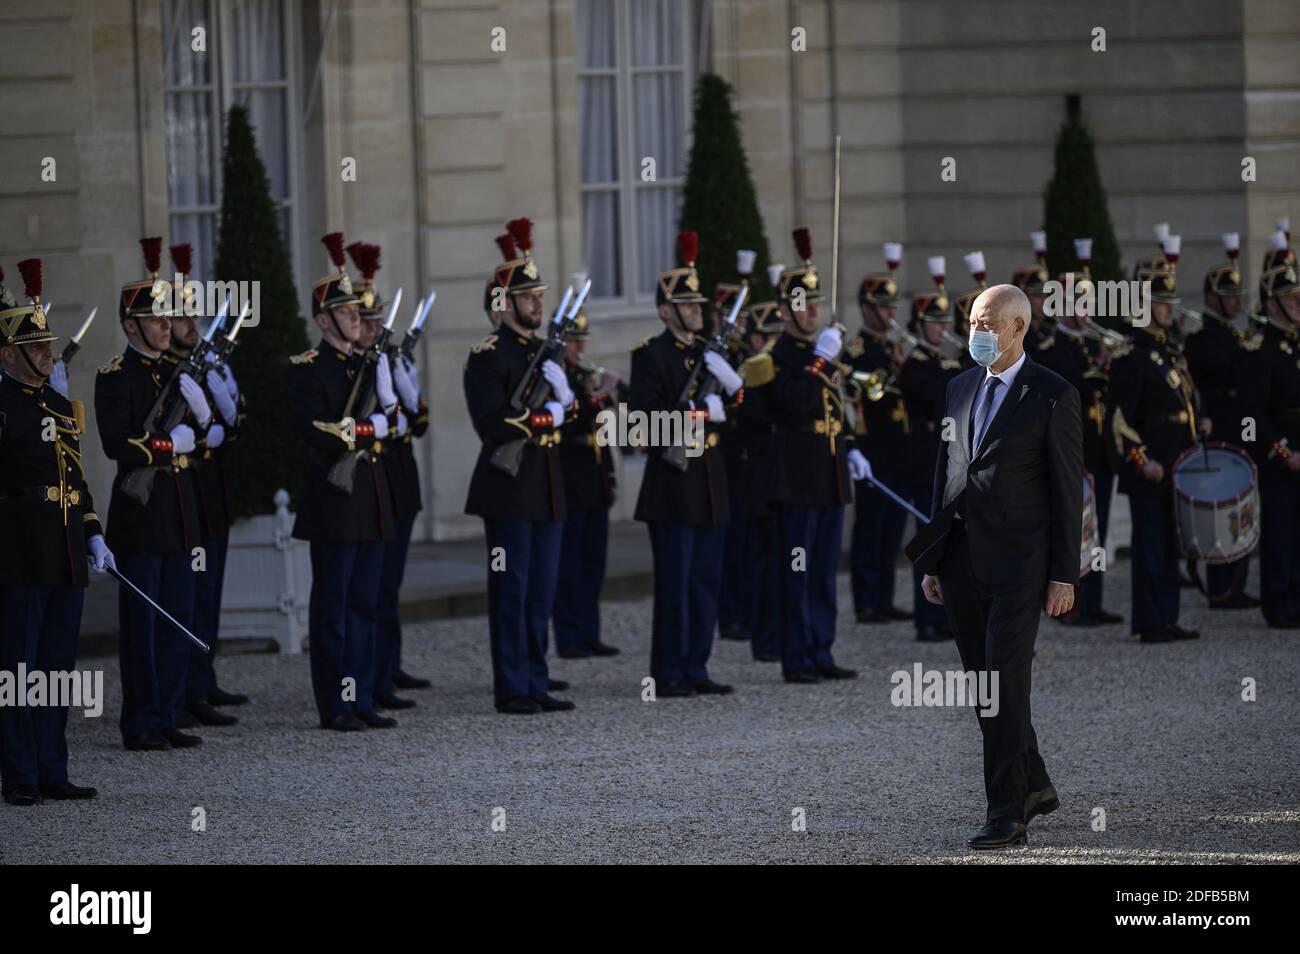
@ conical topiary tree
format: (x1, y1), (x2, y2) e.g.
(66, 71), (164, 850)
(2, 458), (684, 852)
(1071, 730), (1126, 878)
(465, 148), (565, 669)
(1043, 96), (1123, 294)
(678, 73), (772, 328)
(215, 103), (310, 517)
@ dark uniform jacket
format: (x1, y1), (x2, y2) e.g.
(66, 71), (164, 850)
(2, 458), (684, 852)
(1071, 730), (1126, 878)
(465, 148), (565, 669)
(0, 373), (102, 587)
(1242, 322), (1300, 479)
(898, 341), (964, 483)
(734, 339), (779, 518)
(1183, 310), (1249, 437)
(630, 327), (731, 525)
(1038, 326), (1111, 475)
(94, 347), (202, 555)
(558, 362), (618, 512)
(758, 332), (855, 508)
(286, 339), (395, 543)
(1110, 326), (1199, 497)
(845, 327), (908, 472)
(385, 346), (428, 522)
(161, 351), (236, 544)
(463, 327), (569, 523)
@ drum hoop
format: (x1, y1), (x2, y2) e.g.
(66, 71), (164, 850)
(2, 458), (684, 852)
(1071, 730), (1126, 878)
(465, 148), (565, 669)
(1171, 441), (1259, 508)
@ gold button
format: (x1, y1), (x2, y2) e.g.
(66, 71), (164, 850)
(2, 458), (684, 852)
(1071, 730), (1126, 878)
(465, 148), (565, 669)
(46, 486), (59, 502)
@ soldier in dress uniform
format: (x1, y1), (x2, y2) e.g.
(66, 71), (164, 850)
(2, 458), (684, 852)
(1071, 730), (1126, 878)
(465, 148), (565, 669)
(463, 218), (576, 714)
(287, 233), (398, 731)
(1109, 260), (1210, 643)
(343, 243), (431, 710)
(847, 243), (911, 624)
(630, 230), (742, 697)
(761, 228), (868, 682)
(0, 259), (108, 804)
(95, 237), (207, 750)
(553, 290), (624, 659)
(898, 256), (964, 641)
(1013, 232), (1055, 353)
(160, 245), (241, 730)
(1182, 232), (1261, 610)
(715, 250), (759, 643)
(949, 250), (987, 370)
(736, 266), (785, 663)
(1243, 254), (1300, 628)
(1037, 238), (1124, 626)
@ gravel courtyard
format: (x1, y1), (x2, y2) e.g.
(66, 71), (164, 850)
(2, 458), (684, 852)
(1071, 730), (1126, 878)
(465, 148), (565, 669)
(3, 558), (1297, 865)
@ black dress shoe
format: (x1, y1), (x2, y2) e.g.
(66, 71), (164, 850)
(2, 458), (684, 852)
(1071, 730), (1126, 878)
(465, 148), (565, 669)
(783, 671), (821, 684)
(968, 817), (1028, 849)
(753, 651), (780, 663)
(495, 697), (542, 714)
(1024, 784), (1060, 824)
(856, 609), (891, 624)
(162, 728), (202, 748)
(885, 606), (913, 620)
(817, 664), (858, 680)
(392, 669), (432, 690)
(124, 730), (170, 751)
(1092, 608), (1124, 624)
(375, 690), (416, 710)
(3, 786), (41, 806)
(657, 682), (696, 698)
(915, 626), (949, 642)
(718, 624), (750, 641)
(547, 678), (570, 692)
(532, 694), (576, 712)
(189, 701), (238, 726)
(326, 713), (366, 731)
(173, 708), (199, 729)
(689, 679), (734, 695)
(590, 642), (620, 656)
(208, 686), (250, 706)
(42, 780), (98, 800)
(556, 646), (593, 659)
(355, 709), (397, 728)
(1140, 627), (1177, 643)
(1170, 624), (1200, 640)
(1265, 615), (1300, 629)
(1066, 613), (1105, 628)
(1209, 593), (1259, 609)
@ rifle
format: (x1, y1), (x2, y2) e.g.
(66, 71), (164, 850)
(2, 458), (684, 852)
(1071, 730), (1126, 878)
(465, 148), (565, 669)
(662, 284), (747, 472)
(60, 306), (98, 364)
(488, 280), (590, 477)
(399, 291), (435, 362)
(119, 300), (233, 506)
(325, 288), (403, 493)
(211, 298), (251, 367)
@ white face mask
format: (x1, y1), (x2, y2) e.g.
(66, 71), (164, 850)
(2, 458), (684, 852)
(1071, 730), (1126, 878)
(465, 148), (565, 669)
(967, 327), (1006, 367)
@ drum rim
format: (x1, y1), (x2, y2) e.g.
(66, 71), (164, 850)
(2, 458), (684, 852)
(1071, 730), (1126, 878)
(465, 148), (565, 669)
(1171, 441), (1259, 508)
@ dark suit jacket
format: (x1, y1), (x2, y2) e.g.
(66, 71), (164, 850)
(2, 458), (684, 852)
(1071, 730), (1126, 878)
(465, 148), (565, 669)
(906, 356), (1083, 586)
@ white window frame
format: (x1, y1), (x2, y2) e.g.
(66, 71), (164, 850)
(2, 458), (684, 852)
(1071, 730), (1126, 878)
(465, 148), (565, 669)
(161, 0), (306, 294)
(577, 0), (696, 318)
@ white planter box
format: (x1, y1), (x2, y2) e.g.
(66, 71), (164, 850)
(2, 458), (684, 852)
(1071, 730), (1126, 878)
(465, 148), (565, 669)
(220, 490), (311, 654)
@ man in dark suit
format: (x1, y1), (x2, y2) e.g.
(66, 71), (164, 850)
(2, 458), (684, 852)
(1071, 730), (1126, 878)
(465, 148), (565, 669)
(906, 284), (1083, 849)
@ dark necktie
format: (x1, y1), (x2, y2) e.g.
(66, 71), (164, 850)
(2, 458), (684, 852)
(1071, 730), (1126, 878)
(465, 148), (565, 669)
(972, 376), (1003, 452)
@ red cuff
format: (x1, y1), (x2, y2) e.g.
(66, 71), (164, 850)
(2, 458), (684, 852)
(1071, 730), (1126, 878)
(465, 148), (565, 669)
(1270, 440), (1292, 461)
(150, 437), (173, 453)
(806, 356), (827, 376)
(687, 408), (708, 421)
(356, 421), (376, 438)
(730, 387), (745, 407)
(530, 412), (554, 429)
(1126, 446), (1148, 467)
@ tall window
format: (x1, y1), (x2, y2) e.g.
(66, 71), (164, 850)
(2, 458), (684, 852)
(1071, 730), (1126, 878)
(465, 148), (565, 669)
(162, 0), (300, 282)
(577, 0), (699, 307)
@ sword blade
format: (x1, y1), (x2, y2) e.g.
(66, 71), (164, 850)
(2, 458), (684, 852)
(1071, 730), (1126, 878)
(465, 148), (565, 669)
(868, 474), (928, 524)
(107, 564), (211, 654)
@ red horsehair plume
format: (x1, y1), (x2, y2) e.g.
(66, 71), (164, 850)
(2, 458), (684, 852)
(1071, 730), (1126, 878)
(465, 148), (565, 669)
(170, 243), (193, 277)
(677, 230), (699, 266)
(140, 236), (163, 276)
(17, 258), (43, 302)
(346, 242), (381, 279)
(495, 232), (518, 261)
(321, 232), (347, 271)
(346, 241), (366, 273)
(506, 217), (534, 255)
(792, 227), (813, 263)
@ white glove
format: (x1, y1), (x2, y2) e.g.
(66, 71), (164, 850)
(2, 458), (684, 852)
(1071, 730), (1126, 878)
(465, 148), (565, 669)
(49, 359), (69, 399)
(814, 326), (843, 361)
(544, 400), (566, 427)
(88, 534), (116, 573)
(393, 355), (420, 411)
(395, 411), (409, 437)
(178, 373), (212, 427)
(169, 424), (196, 455)
(206, 369), (238, 425)
(848, 448), (873, 482)
(221, 363), (238, 402)
(542, 359), (574, 407)
(368, 413), (389, 441)
(703, 351), (744, 395)
(206, 423), (225, 449)
(704, 393), (726, 422)
(374, 353), (398, 412)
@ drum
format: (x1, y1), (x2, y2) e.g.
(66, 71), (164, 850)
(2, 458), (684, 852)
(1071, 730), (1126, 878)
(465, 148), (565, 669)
(1079, 472), (1098, 577)
(1171, 442), (1260, 564)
